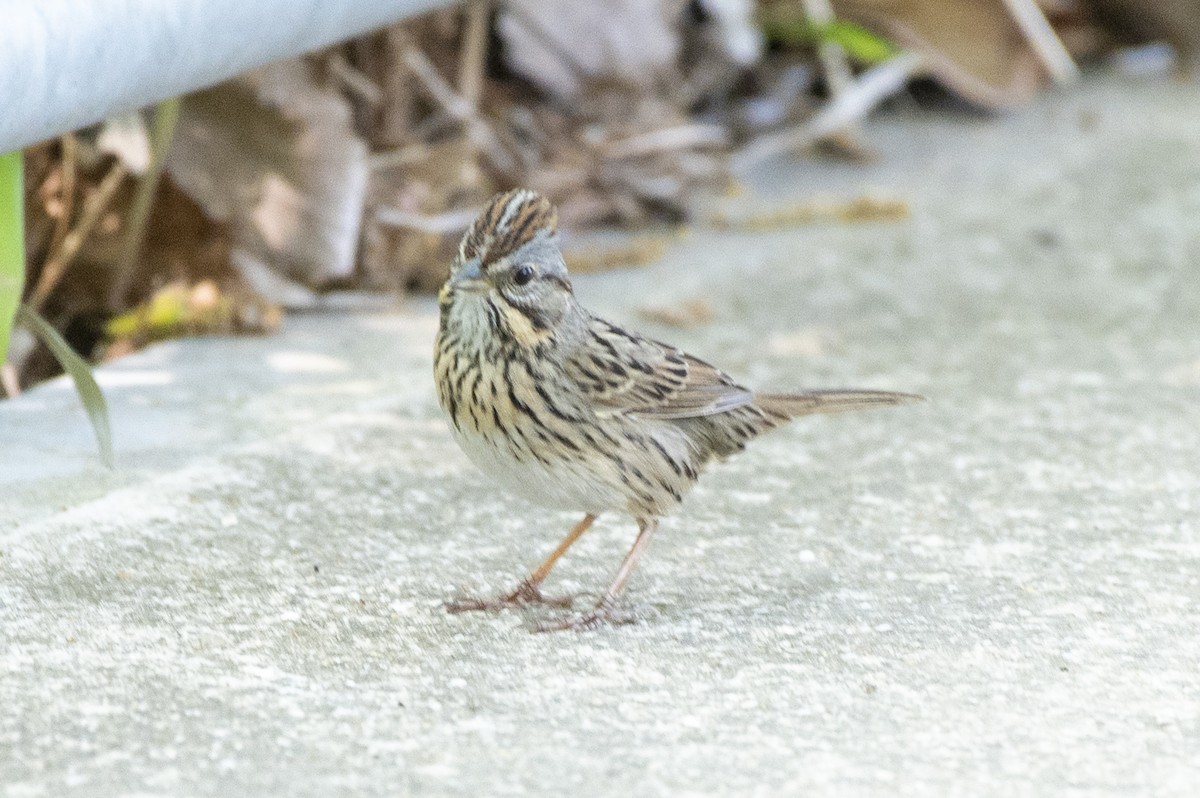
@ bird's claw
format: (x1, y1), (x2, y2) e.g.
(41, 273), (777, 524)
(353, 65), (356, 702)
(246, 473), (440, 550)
(445, 580), (575, 613)
(532, 602), (638, 633)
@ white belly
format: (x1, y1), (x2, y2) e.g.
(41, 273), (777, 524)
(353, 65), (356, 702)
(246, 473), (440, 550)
(451, 426), (626, 514)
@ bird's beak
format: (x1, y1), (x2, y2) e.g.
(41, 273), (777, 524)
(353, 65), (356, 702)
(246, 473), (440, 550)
(450, 258), (487, 291)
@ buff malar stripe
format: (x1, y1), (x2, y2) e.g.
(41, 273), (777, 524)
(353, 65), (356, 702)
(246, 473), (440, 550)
(461, 189), (558, 268)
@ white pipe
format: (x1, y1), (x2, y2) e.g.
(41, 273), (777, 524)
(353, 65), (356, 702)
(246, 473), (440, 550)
(0, 0), (458, 153)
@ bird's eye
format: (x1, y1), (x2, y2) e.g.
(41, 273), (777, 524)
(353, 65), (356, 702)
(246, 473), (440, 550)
(512, 265), (535, 286)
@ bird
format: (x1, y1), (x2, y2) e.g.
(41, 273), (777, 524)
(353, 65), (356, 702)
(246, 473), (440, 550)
(434, 188), (920, 631)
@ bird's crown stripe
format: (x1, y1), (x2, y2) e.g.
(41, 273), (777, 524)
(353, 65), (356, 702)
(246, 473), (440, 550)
(460, 189), (558, 267)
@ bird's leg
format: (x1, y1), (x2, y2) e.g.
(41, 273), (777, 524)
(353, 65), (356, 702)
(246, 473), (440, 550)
(446, 513), (596, 612)
(534, 518), (658, 632)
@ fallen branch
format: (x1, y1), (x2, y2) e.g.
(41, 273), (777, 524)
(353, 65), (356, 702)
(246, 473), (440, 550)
(732, 51), (925, 172)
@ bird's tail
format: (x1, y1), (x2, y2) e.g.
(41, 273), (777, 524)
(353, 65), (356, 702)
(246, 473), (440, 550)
(755, 389), (924, 418)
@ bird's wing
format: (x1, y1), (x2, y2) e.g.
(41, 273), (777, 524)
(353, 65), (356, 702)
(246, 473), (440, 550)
(564, 316), (755, 419)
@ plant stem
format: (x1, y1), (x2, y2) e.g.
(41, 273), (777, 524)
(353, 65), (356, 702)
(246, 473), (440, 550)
(109, 98), (181, 310)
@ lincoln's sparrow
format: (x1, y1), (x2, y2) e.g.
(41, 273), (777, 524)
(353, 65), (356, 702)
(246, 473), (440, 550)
(435, 189), (920, 631)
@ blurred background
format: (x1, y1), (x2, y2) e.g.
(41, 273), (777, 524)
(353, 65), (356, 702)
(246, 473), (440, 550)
(3, 0), (1196, 396)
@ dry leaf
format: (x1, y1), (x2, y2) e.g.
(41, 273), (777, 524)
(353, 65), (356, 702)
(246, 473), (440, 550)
(830, 0), (1047, 107)
(167, 58), (369, 291)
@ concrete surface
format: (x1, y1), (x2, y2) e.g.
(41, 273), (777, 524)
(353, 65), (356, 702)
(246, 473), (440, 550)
(3, 70), (1200, 796)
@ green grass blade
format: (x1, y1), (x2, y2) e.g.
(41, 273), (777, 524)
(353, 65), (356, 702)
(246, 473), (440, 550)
(0, 150), (23, 365)
(15, 303), (115, 469)
(821, 20), (898, 64)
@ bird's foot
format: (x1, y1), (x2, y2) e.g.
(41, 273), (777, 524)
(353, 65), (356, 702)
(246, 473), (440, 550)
(532, 600), (638, 633)
(445, 579), (575, 613)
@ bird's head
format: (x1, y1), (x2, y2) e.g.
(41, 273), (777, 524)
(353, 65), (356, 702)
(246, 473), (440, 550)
(440, 189), (578, 351)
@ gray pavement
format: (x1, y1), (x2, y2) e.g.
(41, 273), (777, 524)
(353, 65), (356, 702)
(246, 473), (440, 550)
(3, 70), (1200, 796)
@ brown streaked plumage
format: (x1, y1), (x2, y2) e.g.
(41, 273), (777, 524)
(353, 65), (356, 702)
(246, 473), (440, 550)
(457, 188), (558, 268)
(435, 188), (921, 631)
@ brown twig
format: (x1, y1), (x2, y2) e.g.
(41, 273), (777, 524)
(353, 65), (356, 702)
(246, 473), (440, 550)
(49, 134), (78, 255)
(328, 51), (384, 106)
(379, 26), (415, 147)
(457, 0), (491, 184)
(458, 0), (490, 109)
(28, 160), (129, 311)
(395, 30), (516, 175)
